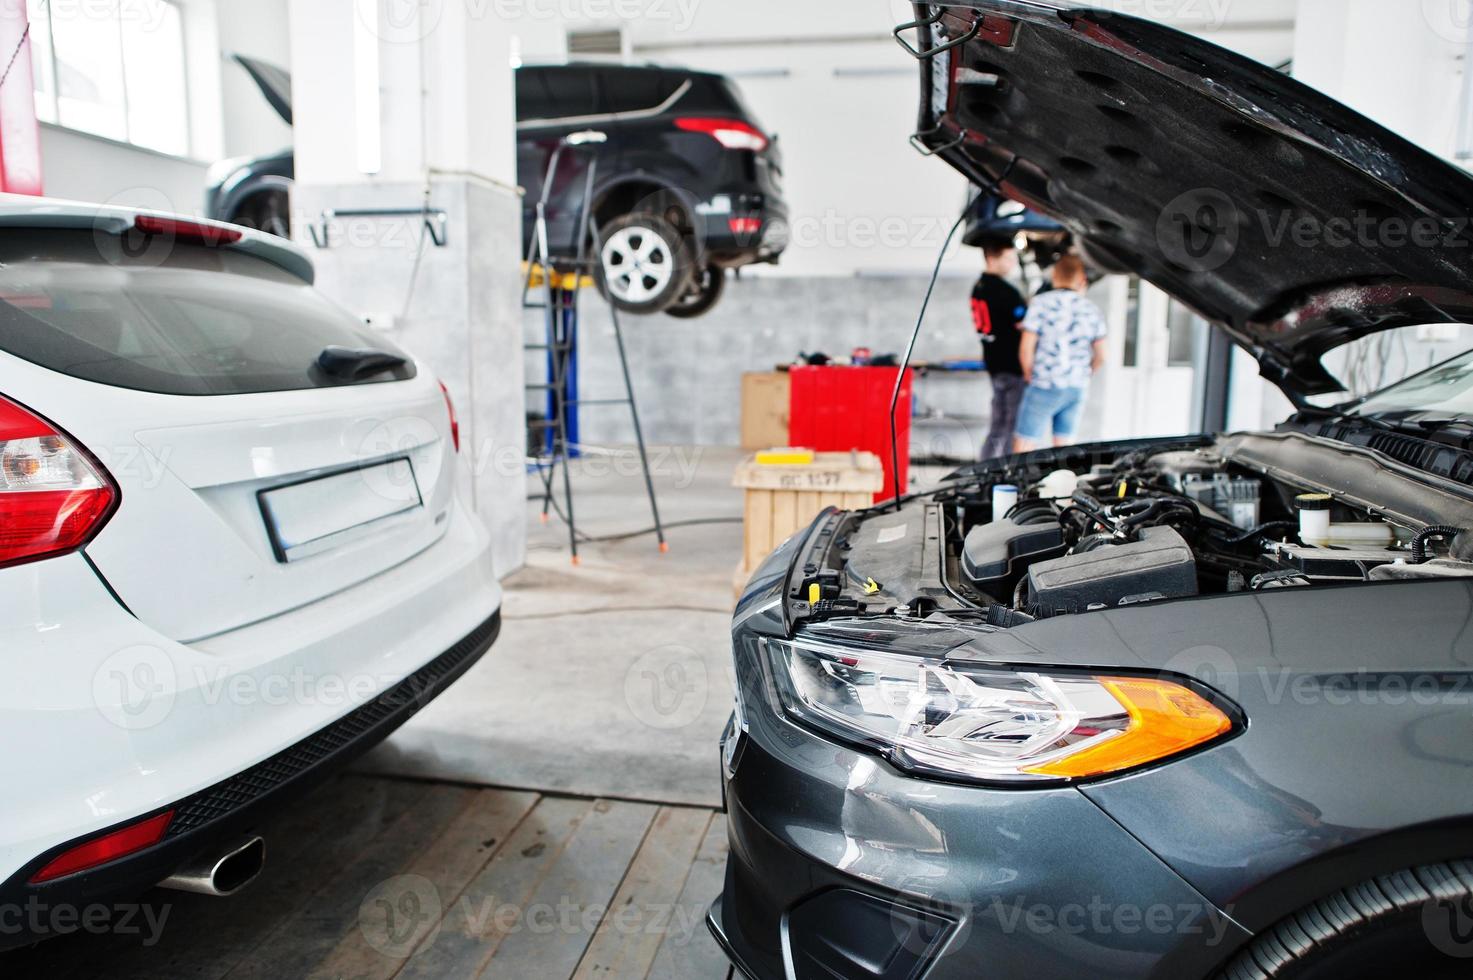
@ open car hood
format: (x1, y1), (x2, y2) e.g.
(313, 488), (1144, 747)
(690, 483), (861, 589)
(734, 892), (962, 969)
(909, 1), (1473, 402)
(233, 54), (292, 126)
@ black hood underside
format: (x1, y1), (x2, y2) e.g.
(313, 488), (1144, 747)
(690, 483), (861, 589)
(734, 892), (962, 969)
(911, 1), (1473, 400)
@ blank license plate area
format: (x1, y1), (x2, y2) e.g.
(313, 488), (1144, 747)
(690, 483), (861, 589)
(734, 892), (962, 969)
(260, 458), (422, 563)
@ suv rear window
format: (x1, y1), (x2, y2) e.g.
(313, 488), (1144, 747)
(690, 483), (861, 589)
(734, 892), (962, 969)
(516, 66), (598, 121)
(0, 231), (415, 396)
(599, 68), (685, 114)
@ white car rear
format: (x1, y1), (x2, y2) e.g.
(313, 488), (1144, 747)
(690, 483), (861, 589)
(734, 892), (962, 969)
(0, 202), (501, 939)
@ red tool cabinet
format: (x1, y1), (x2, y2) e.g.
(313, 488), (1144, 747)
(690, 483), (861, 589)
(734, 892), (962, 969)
(787, 366), (913, 504)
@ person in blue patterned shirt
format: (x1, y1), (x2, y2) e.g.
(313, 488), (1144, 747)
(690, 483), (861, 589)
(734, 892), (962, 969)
(1013, 254), (1108, 452)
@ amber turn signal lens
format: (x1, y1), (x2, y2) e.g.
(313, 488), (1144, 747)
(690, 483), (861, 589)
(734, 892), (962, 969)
(1025, 677), (1233, 779)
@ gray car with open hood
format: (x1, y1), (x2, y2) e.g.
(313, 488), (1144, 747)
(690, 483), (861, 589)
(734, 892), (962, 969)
(709, 4), (1473, 979)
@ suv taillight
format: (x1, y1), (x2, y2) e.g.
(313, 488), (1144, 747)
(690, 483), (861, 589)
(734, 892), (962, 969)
(673, 117), (769, 152)
(0, 395), (118, 568)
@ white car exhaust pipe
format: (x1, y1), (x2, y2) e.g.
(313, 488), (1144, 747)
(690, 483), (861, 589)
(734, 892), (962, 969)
(159, 836), (265, 897)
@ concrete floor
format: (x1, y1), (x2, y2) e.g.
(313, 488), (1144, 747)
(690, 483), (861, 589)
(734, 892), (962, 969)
(358, 444), (751, 808)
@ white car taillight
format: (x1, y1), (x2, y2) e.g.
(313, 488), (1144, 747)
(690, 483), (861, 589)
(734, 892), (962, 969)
(0, 394), (118, 568)
(437, 380), (460, 453)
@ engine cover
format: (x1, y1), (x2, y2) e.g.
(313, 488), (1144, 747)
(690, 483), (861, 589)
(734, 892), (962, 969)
(961, 518), (1066, 601)
(1026, 526), (1198, 616)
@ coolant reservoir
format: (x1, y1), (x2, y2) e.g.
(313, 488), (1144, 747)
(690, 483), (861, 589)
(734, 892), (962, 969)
(1297, 493), (1332, 547)
(1325, 521), (1396, 548)
(1037, 469), (1079, 500)
(1294, 491), (1396, 548)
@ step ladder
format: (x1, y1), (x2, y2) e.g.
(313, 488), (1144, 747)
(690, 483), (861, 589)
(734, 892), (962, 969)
(522, 131), (666, 564)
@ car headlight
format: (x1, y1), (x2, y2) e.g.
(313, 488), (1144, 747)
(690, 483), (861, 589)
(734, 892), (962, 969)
(763, 637), (1234, 783)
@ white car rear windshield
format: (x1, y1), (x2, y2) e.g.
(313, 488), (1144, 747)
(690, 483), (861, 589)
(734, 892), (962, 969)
(0, 231), (414, 395)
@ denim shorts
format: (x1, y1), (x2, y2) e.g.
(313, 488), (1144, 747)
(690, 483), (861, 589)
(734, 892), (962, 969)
(1015, 385), (1086, 441)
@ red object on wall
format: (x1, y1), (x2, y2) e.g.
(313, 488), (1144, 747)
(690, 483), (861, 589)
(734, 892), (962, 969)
(0, 1), (43, 196)
(788, 365), (913, 504)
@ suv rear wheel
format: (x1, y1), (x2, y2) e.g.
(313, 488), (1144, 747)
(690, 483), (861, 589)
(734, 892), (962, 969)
(596, 212), (693, 315)
(665, 263), (726, 319)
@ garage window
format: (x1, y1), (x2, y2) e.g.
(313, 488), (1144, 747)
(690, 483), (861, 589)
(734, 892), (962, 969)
(0, 232), (414, 396)
(26, 0), (191, 157)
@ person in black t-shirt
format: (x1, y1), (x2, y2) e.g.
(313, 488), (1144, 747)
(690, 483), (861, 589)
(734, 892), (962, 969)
(971, 243), (1028, 459)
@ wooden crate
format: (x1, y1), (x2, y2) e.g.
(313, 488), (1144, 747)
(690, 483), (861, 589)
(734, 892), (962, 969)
(731, 450), (883, 597)
(739, 371), (791, 450)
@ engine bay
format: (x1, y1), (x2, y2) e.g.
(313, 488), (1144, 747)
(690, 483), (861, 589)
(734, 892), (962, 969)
(790, 437), (1473, 628)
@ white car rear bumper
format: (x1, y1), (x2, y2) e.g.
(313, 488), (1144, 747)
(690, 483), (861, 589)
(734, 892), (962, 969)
(0, 491), (500, 905)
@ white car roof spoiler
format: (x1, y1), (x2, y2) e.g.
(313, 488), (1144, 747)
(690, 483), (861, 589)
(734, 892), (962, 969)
(0, 195), (314, 284)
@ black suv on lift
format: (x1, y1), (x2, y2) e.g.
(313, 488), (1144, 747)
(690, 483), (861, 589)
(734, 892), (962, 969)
(206, 59), (788, 318)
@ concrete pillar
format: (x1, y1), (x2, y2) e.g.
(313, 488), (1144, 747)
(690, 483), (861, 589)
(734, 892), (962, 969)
(287, 0), (527, 577)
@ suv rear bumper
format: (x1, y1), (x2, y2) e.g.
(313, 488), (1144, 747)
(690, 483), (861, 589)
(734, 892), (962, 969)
(696, 192), (788, 265)
(0, 607), (498, 949)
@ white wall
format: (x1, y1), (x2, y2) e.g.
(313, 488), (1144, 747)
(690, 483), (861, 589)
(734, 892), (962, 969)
(216, 0), (293, 160)
(38, 125), (208, 213)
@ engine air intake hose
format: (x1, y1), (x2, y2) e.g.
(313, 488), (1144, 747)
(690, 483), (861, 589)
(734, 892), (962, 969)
(1411, 525), (1464, 564)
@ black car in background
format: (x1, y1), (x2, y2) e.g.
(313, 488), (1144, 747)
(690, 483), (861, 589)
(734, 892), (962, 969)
(207, 59), (788, 317)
